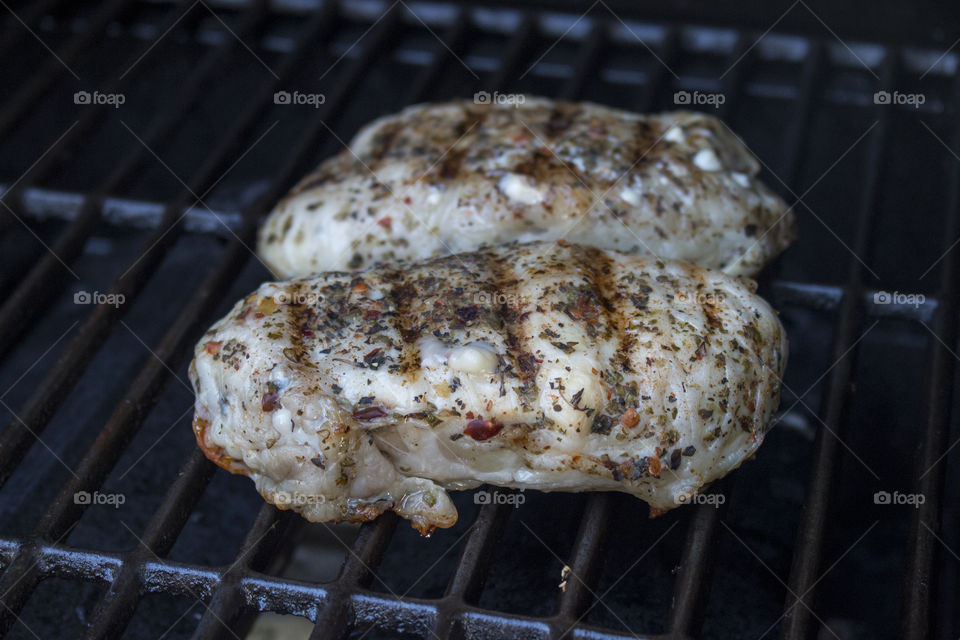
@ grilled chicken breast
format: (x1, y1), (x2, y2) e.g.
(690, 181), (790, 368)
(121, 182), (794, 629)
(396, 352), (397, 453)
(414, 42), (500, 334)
(190, 241), (787, 534)
(257, 99), (793, 279)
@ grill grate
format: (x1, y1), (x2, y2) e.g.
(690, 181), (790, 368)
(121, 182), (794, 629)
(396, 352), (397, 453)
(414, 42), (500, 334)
(0, 1), (957, 639)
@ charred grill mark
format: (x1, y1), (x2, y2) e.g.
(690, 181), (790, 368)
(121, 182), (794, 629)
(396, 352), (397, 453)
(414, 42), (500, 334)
(283, 281), (315, 368)
(545, 103), (574, 139)
(609, 269), (636, 375)
(577, 245), (622, 350)
(461, 106), (489, 136)
(366, 120), (403, 171)
(434, 107), (490, 182)
(485, 251), (537, 401)
(384, 269), (421, 376)
(438, 147), (468, 180)
(632, 119), (659, 169)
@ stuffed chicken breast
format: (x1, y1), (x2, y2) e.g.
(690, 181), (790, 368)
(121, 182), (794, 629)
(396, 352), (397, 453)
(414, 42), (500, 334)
(190, 241), (787, 534)
(258, 99), (793, 278)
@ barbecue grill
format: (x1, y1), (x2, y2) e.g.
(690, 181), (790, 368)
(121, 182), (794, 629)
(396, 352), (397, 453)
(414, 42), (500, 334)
(0, 1), (958, 638)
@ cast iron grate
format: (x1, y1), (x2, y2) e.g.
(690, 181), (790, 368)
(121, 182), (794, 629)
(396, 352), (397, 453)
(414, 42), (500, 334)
(0, 1), (957, 639)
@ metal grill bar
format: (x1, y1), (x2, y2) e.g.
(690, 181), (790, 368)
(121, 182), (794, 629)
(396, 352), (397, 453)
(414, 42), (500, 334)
(667, 483), (728, 637)
(309, 12), (543, 640)
(550, 494), (613, 635)
(537, 25), (684, 639)
(76, 7), (341, 637)
(83, 450), (217, 639)
(0, 0), (272, 489)
(139, 7), (403, 639)
(779, 42), (826, 189)
(0, 1), (205, 256)
(557, 23), (606, 102)
(192, 506), (297, 639)
(0, 0), (68, 61)
(435, 502), (512, 629)
(406, 10), (470, 102)
(1, 520), (693, 639)
(660, 31), (762, 636)
(0, 0), (134, 138)
(0, 0), (170, 239)
(446, 25), (625, 639)
(780, 51), (897, 640)
(485, 13), (537, 93)
(310, 516), (400, 640)
(0, 4), (954, 639)
(0, 0), (343, 500)
(2, 531), (675, 638)
(669, 34), (828, 638)
(0, 1), (265, 364)
(0, 2), (399, 635)
(898, 73), (960, 640)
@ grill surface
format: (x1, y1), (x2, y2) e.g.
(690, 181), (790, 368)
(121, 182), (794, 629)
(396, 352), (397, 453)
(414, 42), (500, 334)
(0, 1), (958, 639)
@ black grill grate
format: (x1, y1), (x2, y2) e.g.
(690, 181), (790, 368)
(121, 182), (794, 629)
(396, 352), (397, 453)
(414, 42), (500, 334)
(0, 1), (957, 639)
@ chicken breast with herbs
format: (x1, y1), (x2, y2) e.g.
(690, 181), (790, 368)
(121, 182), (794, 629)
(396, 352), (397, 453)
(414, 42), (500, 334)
(190, 241), (787, 534)
(257, 98), (793, 279)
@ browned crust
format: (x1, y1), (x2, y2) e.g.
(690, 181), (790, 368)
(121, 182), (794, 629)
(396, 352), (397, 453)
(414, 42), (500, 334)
(193, 413), (249, 476)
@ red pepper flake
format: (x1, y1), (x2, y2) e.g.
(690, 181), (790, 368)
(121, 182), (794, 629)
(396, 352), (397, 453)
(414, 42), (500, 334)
(465, 411), (475, 420)
(647, 456), (662, 477)
(261, 391), (280, 412)
(363, 309), (381, 322)
(464, 419), (504, 441)
(746, 399), (756, 412)
(364, 347), (382, 362)
(403, 196), (412, 205)
(204, 341), (222, 355)
(352, 280), (368, 294)
(556, 239), (570, 247)
(377, 217), (393, 231)
(353, 406), (388, 421)
(620, 408), (639, 429)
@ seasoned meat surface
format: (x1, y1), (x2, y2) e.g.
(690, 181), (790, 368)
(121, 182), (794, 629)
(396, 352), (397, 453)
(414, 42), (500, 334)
(258, 99), (793, 278)
(190, 241), (787, 534)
